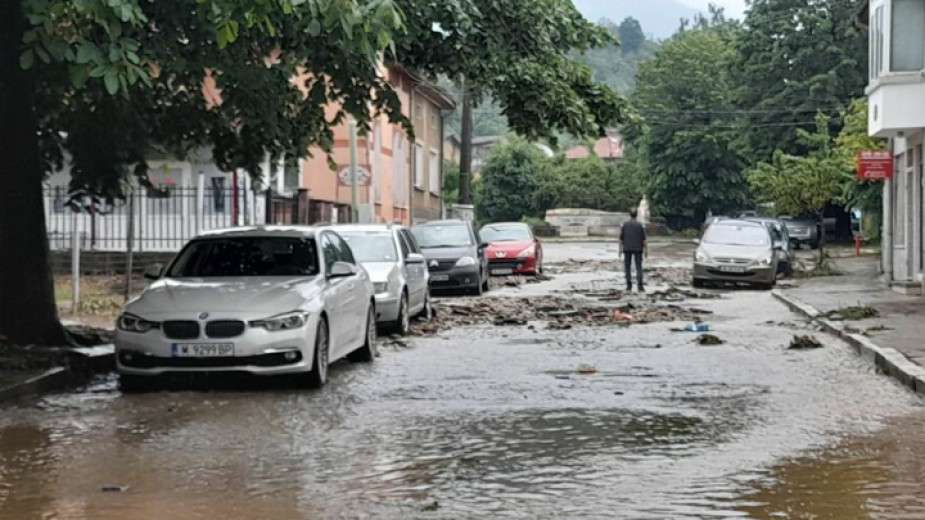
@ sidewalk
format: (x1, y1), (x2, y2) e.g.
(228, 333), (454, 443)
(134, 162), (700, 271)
(775, 254), (925, 395)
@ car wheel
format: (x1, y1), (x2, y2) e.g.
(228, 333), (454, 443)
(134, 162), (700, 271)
(692, 278), (706, 289)
(119, 374), (157, 394)
(305, 319), (329, 389)
(349, 305), (378, 363)
(392, 292), (410, 336)
(471, 275), (484, 296)
(482, 270), (490, 292)
(756, 282), (774, 291)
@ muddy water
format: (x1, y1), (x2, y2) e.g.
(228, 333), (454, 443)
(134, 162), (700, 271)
(2, 242), (925, 519)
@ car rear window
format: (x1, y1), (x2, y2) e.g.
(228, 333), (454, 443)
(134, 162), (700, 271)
(167, 237), (319, 277)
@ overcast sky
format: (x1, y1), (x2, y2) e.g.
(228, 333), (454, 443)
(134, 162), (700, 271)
(679, 0), (747, 18)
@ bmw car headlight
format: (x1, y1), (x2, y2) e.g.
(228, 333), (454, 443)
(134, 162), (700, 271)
(117, 313), (160, 333)
(455, 256), (477, 267)
(694, 249), (710, 263)
(518, 245), (536, 258)
(373, 282), (390, 295)
(250, 311), (309, 332)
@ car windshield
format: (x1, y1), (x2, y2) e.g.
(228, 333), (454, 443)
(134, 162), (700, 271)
(703, 225), (770, 247)
(167, 237), (319, 277)
(480, 225), (531, 242)
(412, 225), (472, 248)
(339, 232), (398, 263)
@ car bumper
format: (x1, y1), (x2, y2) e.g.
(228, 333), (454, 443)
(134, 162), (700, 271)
(488, 257), (537, 275)
(375, 294), (401, 322)
(428, 265), (481, 290)
(693, 263), (776, 284)
(115, 316), (318, 377)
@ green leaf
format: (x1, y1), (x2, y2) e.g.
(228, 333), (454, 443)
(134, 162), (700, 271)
(104, 70), (120, 95)
(308, 19), (321, 36)
(19, 49), (34, 70)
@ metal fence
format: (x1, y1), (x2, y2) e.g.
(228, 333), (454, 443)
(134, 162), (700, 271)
(44, 186), (268, 252)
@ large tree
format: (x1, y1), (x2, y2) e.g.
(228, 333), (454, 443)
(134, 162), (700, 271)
(630, 15), (749, 226)
(475, 136), (546, 223)
(1, 0), (628, 345)
(735, 0), (867, 162)
(393, 0), (628, 204)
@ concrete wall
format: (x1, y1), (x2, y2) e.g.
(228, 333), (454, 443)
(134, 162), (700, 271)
(545, 209), (630, 229)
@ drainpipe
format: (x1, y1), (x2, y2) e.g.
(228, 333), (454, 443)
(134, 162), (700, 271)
(883, 137), (894, 284)
(439, 107), (452, 220)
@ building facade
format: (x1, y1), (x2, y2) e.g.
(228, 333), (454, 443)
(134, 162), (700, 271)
(299, 67), (455, 225)
(864, 0), (925, 293)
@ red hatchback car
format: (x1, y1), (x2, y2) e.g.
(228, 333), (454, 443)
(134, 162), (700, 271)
(480, 222), (543, 276)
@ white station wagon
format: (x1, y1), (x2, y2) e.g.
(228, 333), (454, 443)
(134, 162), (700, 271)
(115, 226), (377, 391)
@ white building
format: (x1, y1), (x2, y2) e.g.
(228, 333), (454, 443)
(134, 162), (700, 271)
(865, 0), (925, 293)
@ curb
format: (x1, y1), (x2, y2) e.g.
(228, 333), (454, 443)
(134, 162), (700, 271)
(772, 290), (925, 397)
(0, 345), (115, 405)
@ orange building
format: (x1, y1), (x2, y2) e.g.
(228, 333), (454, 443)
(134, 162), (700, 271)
(299, 67), (455, 225)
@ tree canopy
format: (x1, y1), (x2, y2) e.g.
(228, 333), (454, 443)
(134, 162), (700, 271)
(630, 15), (750, 225)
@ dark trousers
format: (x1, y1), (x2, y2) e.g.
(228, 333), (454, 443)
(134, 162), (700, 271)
(624, 251), (644, 290)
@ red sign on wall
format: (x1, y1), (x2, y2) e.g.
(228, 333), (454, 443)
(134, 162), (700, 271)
(857, 150), (893, 180)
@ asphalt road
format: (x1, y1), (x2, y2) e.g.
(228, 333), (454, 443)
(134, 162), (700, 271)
(1, 240), (924, 519)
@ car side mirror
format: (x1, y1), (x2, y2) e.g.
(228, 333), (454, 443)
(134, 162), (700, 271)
(328, 261), (357, 278)
(143, 263), (163, 280)
(692, 239), (700, 245)
(479, 242), (489, 249)
(406, 253), (425, 264)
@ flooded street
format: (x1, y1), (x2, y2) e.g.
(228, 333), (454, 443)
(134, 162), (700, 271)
(2, 240), (925, 519)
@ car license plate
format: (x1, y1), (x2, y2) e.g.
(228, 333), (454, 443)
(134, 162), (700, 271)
(719, 266), (746, 273)
(492, 268), (514, 275)
(430, 274), (450, 282)
(171, 343), (234, 357)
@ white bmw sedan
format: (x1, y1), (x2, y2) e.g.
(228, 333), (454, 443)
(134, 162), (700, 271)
(115, 226), (377, 391)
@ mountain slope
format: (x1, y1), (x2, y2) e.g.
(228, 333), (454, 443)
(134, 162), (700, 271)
(572, 0), (698, 38)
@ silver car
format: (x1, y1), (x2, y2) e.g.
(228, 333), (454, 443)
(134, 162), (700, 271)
(692, 220), (779, 290)
(338, 224), (430, 335)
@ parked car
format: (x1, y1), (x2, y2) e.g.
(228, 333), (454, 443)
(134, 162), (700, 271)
(692, 219), (779, 290)
(743, 217), (793, 276)
(479, 222), (543, 276)
(114, 226), (377, 392)
(411, 219), (489, 295)
(780, 215), (820, 249)
(337, 224), (430, 335)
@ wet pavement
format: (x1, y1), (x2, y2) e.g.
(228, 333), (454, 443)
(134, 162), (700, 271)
(2, 240), (925, 519)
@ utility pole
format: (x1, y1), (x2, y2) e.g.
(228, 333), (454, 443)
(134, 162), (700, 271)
(458, 80), (473, 206)
(349, 117), (359, 223)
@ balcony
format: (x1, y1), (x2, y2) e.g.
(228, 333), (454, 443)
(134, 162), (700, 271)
(865, 0), (925, 137)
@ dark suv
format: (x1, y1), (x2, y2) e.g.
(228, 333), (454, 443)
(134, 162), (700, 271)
(411, 220), (489, 295)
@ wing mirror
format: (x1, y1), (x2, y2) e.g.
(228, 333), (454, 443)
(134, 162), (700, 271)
(406, 253), (425, 264)
(328, 261), (358, 278)
(479, 242), (489, 249)
(143, 263), (163, 280)
(692, 239), (701, 245)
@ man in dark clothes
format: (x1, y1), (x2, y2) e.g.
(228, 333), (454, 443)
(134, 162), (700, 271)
(620, 209), (647, 292)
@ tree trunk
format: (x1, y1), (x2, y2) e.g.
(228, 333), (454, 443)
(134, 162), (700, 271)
(0, 0), (68, 345)
(816, 211), (827, 268)
(458, 81), (473, 206)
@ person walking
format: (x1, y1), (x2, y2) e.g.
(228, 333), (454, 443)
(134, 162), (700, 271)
(620, 209), (647, 292)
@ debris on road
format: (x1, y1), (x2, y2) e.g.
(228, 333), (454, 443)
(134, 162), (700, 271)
(683, 322), (711, 332)
(101, 485), (128, 493)
(788, 335), (824, 350)
(411, 296), (712, 336)
(421, 501), (440, 512)
(825, 305), (879, 321)
(578, 364), (598, 374)
(696, 334), (725, 346)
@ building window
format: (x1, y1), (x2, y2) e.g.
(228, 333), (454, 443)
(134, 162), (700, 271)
(891, 0), (925, 72)
(429, 150), (440, 195)
(872, 5), (885, 80)
(392, 133), (405, 205)
(414, 143), (424, 189)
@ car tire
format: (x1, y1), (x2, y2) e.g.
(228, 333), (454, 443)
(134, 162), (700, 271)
(692, 279), (706, 289)
(305, 318), (330, 389)
(119, 374), (157, 394)
(392, 292), (410, 336)
(349, 305), (378, 363)
(471, 275), (484, 296)
(482, 270), (490, 292)
(756, 282), (774, 291)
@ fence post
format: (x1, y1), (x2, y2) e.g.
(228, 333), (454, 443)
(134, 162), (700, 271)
(124, 191), (135, 301)
(138, 186), (146, 253)
(71, 212), (80, 313)
(265, 188), (273, 224)
(243, 174), (251, 225)
(196, 172), (205, 235)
